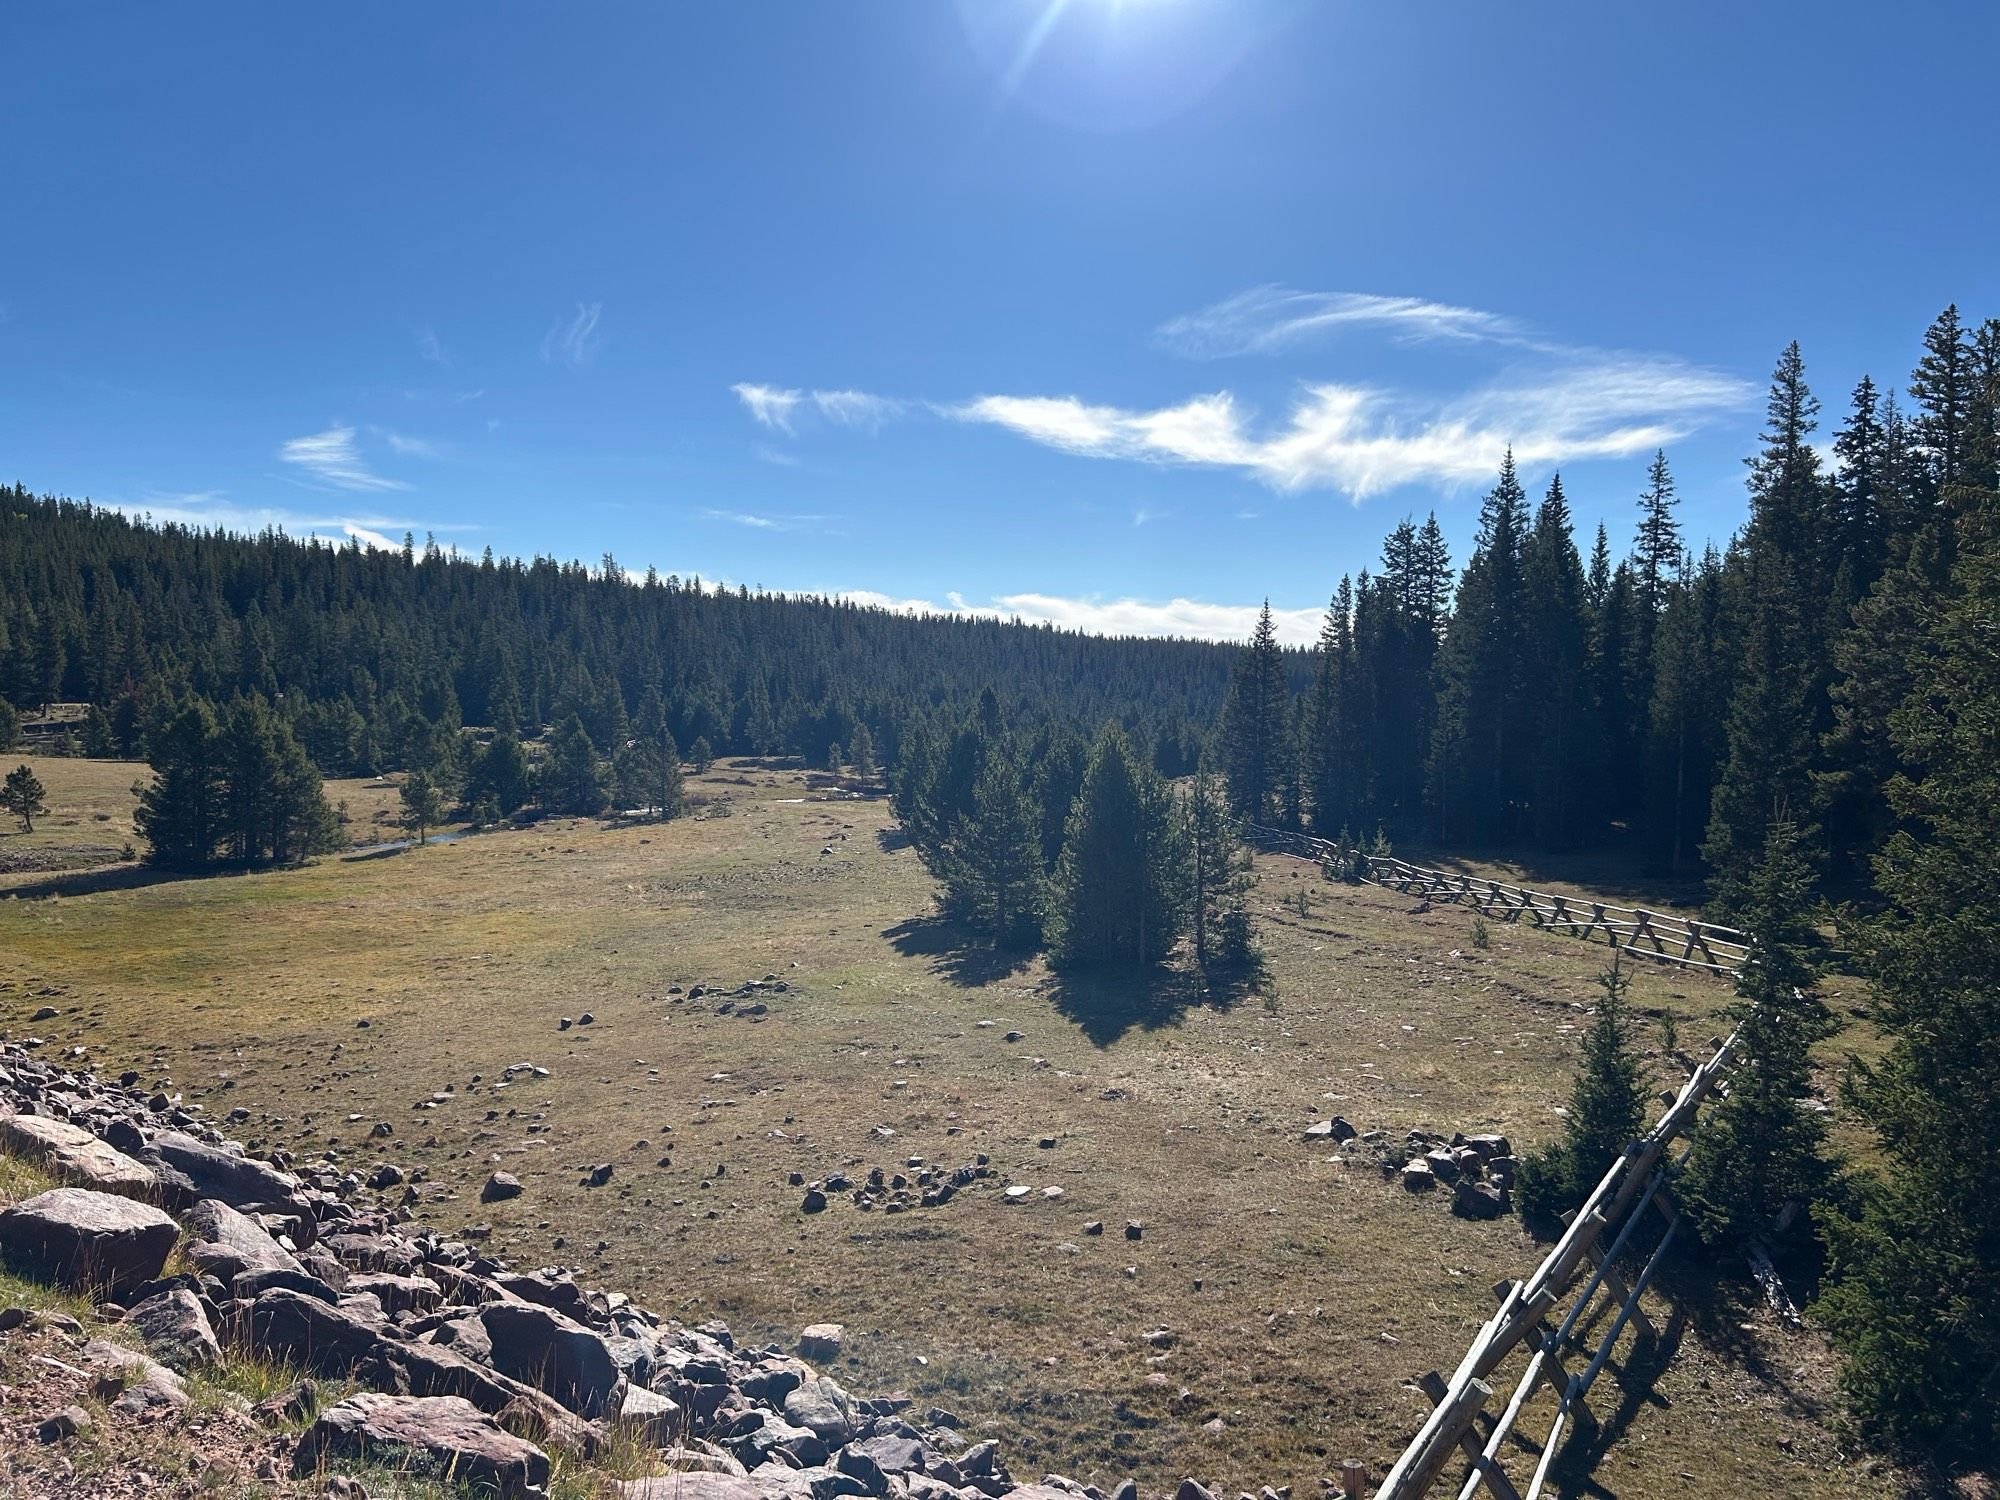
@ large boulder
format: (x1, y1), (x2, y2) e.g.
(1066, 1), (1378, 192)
(122, 1288), (223, 1373)
(783, 1374), (857, 1444)
(466, 1301), (622, 1419)
(78, 1337), (190, 1416)
(360, 1338), (603, 1455)
(293, 1393), (550, 1500)
(146, 1130), (313, 1229)
(0, 1114), (161, 1200)
(241, 1287), (386, 1376)
(0, 1187), (177, 1294)
(615, 1479), (768, 1500)
(184, 1198), (305, 1283)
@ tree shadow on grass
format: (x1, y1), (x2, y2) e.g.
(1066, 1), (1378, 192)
(884, 915), (1035, 988)
(874, 827), (913, 853)
(0, 862), (208, 902)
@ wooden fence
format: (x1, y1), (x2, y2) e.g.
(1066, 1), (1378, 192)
(1365, 1028), (1741, 1499)
(1244, 825), (1750, 976)
(1242, 822), (1758, 1495)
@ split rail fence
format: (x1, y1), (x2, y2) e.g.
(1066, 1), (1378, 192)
(1243, 822), (1757, 1496)
(1244, 825), (1750, 976)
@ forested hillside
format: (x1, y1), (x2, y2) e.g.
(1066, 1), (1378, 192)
(0, 487), (1253, 779)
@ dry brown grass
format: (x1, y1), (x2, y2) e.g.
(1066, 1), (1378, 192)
(0, 757), (1893, 1498)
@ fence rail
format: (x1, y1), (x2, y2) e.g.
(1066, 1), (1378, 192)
(1370, 1026), (1743, 1499)
(1244, 825), (1749, 976)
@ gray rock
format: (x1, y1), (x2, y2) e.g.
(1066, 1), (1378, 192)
(243, 1287), (386, 1376)
(184, 1197), (306, 1283)
(784, 1374), (858, 1444)
(293, 1393), (551, 1500)
(473, 1300), (623, 1419)
(0, 1187), (178, 1294)
(615, 1478), (768, 1500)
(482, 1171), (525, 1203)
(1400, 1158), (1437, 1191)
(799, 1322), (845, 1362)
(346, 1271), (443, 1315)
(122, 1288), (223, 1372)
(0, 1114), (160, 1199)
(616, 1384), (684, 1445)
(36, 1404), (91, 1443)
(148, 1130), (313, 1226)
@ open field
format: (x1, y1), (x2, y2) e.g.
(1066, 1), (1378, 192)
(0, 757), (1895, 1498)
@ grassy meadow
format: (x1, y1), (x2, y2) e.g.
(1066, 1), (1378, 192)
(0, 756), (1891, 1498)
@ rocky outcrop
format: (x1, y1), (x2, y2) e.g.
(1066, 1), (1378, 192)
(0, 1187), (178, 1294)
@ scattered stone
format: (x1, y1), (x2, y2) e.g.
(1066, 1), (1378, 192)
(184, 1196), (306, 1282)
(0, 1113), (161, 1199)
(1400, 1158), (1437, 1192)
(1124, 1221), (1144, 1240)
(36, 1404), (92, 1443)
(799, 1323), (845, 1362)
(483, 1171), (525, 1203)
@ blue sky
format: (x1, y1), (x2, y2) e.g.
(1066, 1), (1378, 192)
(6, 2), (1996, 644)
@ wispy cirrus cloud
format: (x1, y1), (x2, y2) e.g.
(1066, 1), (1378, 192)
(101, 490), (450, 553)
(277, 426), (409, 492)
(837, 588), (1323, 646)
(951, 353), (1750, 500)
(373, 426), (447, 459)
(732, 383), (804, 432)
(417, 326), (451, 366)
(700, 508), (831, 533)
(1157, 287), (1521, 359)
(541, 301), (603, 366)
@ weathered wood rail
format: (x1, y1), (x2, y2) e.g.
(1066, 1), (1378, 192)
(1244, 825), (1749, 976)
(1368, 1026), (1743, 1499)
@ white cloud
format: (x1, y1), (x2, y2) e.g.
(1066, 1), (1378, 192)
(541, 301), (603, 366)
(732, 383), (804, 432)
(953, 357), (1750, 500)
(277, 426), (409, 492)
(732, 384), (905, 435)
(836, 588), (1323, 646)
(1157, 287), (1520, 359)
(811, 389), (903, 430)
(700, 508), (829, 533)
(101, 491), (433, 553)
(374, 427), (446, 459)
(417, 327), (450, 366)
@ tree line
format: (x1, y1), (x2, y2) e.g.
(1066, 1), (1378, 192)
(1216, 306), (1999, 921)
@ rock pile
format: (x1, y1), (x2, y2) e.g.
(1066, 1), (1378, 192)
(794, 1153), (997, 1215)
(0, 1040), (1172, 1500)
(1304, 1115), (1518, 1220)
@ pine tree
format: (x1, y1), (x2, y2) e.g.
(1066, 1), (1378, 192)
(1217, 603), (1293, 823)
(849, 722), (877, 781)
(135, 700), (226, 869)
(1678, 818), (1834, 1245)
(1645, 547), (1727, 875)
(543, 715), (607, 815)
(400, 769), (447, 845)
(1186, 764), (1255, 978)
(1432, 451), (1531, 844)
(1046, 723), (1185, 970)
(1908, 304), (1976, 511)
(1, 763), (46, 832)
(1517, 954), (1649, 1224)
(1521, 475), (1591, 848)
(1632, 449), (1683, 623)
(0, 699), (18, 753)
(1305, 582), (1354, 834)
(944, 752), (1044, 949)
(689, 735), (713, 774)
(1817, 484), (2000, 1455)
(466, 732), (533, 816)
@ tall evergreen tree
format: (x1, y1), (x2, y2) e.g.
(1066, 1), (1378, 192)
(1678, 818), (1834, 1245)
(1217, 603), (1293, 823)
(1432, 452), (1531, 844)
(1517, 954), (1649, 1223)
(944, 751), (1044, 949)
(1046, 723), (1184, 969)
(1817, 484), (2000, 1456)
(135, 700), (226, 869)
(1521, 475), (1591, 848)
(1185, 763), (1255, 978)
(543, 715), (607, 815)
